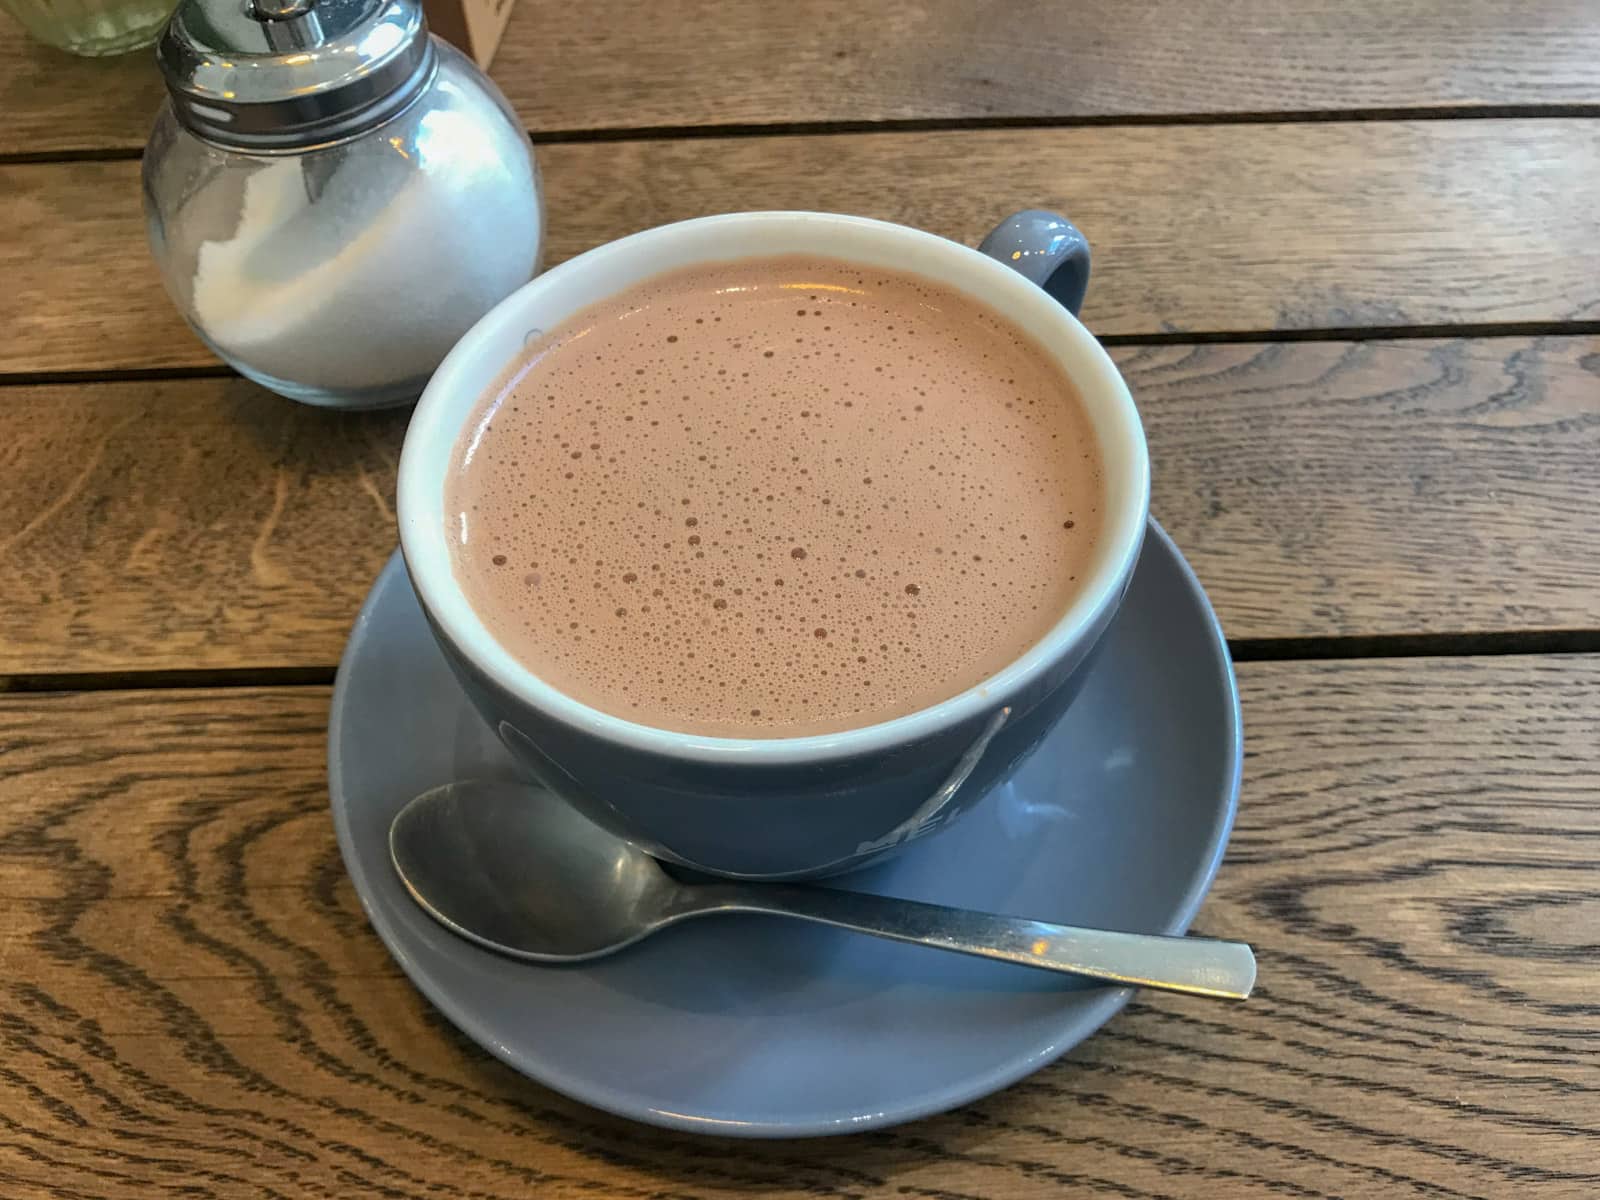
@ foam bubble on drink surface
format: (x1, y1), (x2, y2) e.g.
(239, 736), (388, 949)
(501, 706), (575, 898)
(446, 255), (1104, 737)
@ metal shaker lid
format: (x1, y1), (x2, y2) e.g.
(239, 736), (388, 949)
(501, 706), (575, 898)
(156, 0), (435, 150)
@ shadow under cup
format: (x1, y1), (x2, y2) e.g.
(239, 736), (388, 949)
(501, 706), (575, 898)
(398, 211), (1150, 879)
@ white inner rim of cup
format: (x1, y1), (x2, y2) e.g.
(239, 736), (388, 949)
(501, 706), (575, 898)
(399, 212), (1150, 764)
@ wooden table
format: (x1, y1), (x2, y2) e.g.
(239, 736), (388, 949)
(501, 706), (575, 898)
(3, 3), (1598, 1195)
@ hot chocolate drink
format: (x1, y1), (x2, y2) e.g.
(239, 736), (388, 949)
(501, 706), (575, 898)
(445, 255), (1104, 737)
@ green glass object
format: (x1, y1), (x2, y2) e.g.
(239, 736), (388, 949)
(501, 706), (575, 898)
(2, 0), (177, 55)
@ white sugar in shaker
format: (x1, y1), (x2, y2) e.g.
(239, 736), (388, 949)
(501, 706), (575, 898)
(143, 0), (542, 409)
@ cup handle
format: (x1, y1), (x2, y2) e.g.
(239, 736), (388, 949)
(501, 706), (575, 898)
(977, 209), (1092, 316)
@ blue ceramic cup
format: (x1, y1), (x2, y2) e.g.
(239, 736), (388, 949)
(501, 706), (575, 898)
(398, 211), (1149, 879)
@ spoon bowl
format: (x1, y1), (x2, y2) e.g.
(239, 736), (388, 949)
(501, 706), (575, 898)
(391, 779), (682, 959)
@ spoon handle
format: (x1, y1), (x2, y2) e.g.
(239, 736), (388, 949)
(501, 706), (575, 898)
(689, 885), (1255, 1000)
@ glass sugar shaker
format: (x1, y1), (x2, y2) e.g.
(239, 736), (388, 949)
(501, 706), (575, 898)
(143, 0), (543, 409)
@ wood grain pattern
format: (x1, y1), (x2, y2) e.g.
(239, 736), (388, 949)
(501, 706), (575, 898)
(1, 160), (207, 373)
(0, 656), (1596, 1196)
(3, 337), (1596, 677)
(6, 119), (1600, 375)
(8, 1), (1600, 155)
(0, 30), (162, 157)
(0, 376), (408, 676)
(491, 0), (1600, 131)
(1133, 337), (1600, 640)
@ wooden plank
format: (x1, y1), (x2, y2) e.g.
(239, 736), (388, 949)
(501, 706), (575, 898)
(1134, 337), (1600, 641)
(494, 0), (1600, 131)
(2, 160), (206, 374)
(5, 120), (1600, 377)
(8, 1), (1600, 155)
(0, 376), (409, 675)
(0, 32), (163, 157)
(0, 656), (1595, 1195)
(2, 338), (1595, 677)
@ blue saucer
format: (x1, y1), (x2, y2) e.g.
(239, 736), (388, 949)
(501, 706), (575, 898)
(328, 521), (1240, 1137)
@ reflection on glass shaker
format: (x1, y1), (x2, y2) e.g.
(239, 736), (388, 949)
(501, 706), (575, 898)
(143, 0), (543, 409)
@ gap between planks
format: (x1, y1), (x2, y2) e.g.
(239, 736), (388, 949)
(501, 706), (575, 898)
(5, 635), (1600, 695)
(4, 323), (1600, 391)
(6, 102), (1600, 167)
